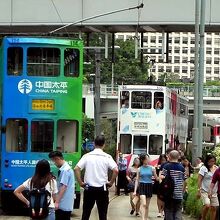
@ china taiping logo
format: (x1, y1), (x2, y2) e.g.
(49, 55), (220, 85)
(18, 79), (33, 94)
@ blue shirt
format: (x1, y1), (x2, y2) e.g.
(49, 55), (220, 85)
(58, 162), (75, 211)
(139, 165), (153, 184)
(162, 162), (186, 200)
(118, 158), (127, 171)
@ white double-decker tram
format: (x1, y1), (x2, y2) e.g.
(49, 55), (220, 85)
(117, 85), (189, 165)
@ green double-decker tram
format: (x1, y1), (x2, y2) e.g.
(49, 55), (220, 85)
(0, 37), (83, 211)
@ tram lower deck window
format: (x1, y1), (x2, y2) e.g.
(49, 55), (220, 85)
(57, 120), (78, 153)
(31, 121), (54, 152)
(133, 136), (147, 155)
(6, 119), (28, 152)
(27, 48), (60, 76)
(119, 134), (131, 154)
(149, 135), (163, 155)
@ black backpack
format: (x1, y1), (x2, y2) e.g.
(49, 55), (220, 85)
(28, 182), (51, 219)
(158, 165), (175, 201)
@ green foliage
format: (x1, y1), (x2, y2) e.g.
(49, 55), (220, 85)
(81, 115), (117, 158)
(205, 80), (220, 86)
(158, 72), (180, 83)
(82, 33), (150, 85)
(213, 145), (220, 165)
(185, 174), (203, 218)
(82, 113), (94, 142)
(101, 119), (117, 159)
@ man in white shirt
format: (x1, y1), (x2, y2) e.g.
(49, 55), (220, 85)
(74, 136), (118, 220)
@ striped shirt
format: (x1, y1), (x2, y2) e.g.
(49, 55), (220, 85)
(162, 162), (186, 200)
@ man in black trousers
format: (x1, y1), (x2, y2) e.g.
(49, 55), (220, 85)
(74, 136), (118, 220)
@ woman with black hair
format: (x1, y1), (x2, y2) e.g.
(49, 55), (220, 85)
(197, 154), (218, 220)
(181, 156), (194, 178)
(126, 157), (140, 216)
(155, 154), (167, 218)
(134, 154), (158, 220)
(14, 159), (58, 220)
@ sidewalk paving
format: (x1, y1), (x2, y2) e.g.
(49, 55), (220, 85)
(72, 189), (196, 220)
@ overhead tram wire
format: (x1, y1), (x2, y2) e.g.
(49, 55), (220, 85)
(49, 3), (144, 34)
(50, 0), (70, 37)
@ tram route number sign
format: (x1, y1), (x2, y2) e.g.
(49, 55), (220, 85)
(32, 99), (55, 110)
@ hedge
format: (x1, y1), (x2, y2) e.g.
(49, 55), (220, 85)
(185, 174), (203, 218)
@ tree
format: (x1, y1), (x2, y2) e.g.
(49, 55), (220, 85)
(100, 118), (117, 158)
(82, 113), (94, 143)
(158, 72), (180, 83)
(82, 33), (150, 85)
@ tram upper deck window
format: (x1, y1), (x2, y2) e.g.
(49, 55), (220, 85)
(31, 121), (54, 152)
(154, 92), (164, 110)
(57, 120), (78, 153)
(64, 48), (79, 77)
(149, 135), (163, 155)
(27, 48), (60, 76)
(131, 91), (152, 109)
(120, 91), (130, 108)
(7, 47), (23, 75)
(133, 135), (147, 155)
(6, 119), (28, 152)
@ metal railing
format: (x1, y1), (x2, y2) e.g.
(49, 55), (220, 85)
(83, 84), (118, 96)
(83, 84), (220, 97)
(169, 85), (220, 97)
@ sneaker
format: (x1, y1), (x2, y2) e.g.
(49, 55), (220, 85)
(136, 212), (140, 217)
(130, 209), (135, 215)
(157, 213), (162, 217)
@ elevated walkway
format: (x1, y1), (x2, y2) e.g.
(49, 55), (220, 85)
(1, 0), (220, 33)
(83, 84), (220, 119)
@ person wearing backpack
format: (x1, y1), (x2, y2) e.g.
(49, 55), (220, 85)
(14, 159), (58, 220)
(161, 150), (187, 220)
(133, 154), (158, 220)
(48, 151), (75, 220)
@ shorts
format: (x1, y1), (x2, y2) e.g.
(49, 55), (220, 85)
(139, 183), (153, 198)
(201, 190), (219, 207)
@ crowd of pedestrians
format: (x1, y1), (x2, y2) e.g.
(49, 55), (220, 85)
(12, 135), (220, 220)
(116, 147), (220, 220)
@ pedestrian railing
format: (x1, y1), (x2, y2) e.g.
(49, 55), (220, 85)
(83, 84), (220, 98)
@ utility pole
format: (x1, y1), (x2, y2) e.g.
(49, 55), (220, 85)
(192, 0), (200, 164)
(197, 0), (206, 157)
(94, 49), (101, 136)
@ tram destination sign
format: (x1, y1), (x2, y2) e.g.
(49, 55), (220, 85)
(32, 99), (55, 110)
(132, 122), (148, 130)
